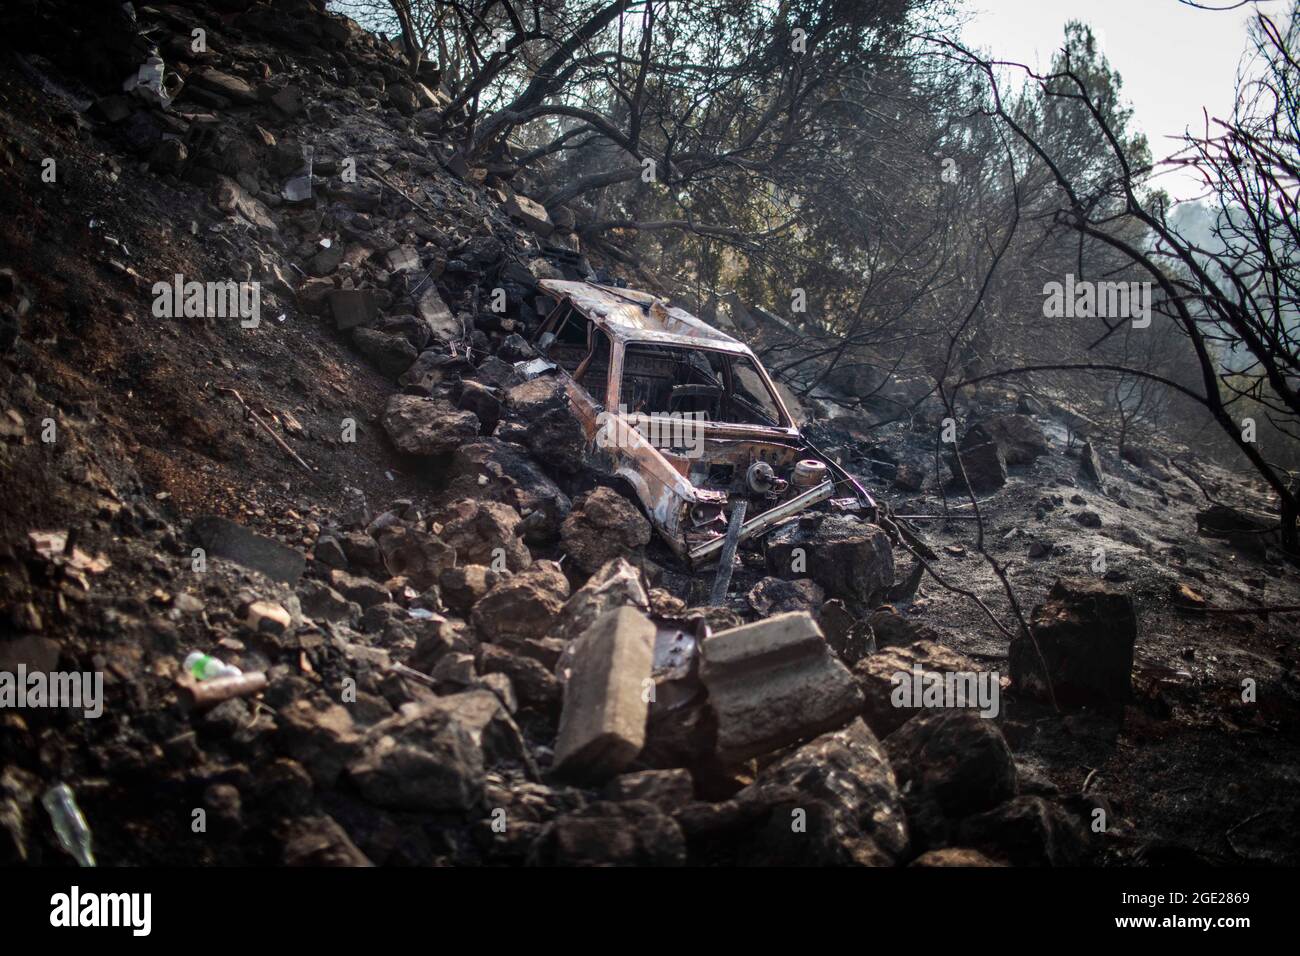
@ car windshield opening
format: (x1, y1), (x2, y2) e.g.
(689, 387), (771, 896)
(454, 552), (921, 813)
(620, 344), (785, 427)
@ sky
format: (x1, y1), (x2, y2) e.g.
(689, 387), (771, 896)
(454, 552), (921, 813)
(959, 0), (1291, 202)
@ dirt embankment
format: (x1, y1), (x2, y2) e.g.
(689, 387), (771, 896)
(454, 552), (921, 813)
(1, 0), (1298, 868)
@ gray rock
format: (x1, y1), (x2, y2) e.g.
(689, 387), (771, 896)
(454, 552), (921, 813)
(351, 690), (531, 815)
(765, 514), (894, 607)
(560, 487), (651, 574)
(527, 801), (685, 866)
(884, 710), (1018, 850)
(382, 395), (480, 457)
(977, 413), (1050, 466)
(948, 424), (1008, 492)
(191, 515), (305, 585)
(1078, 441), (1105, 487)
(1011, 578), (1136, 708)
(328, 289), (378, 331)
(313, 534), (348, 570)
(352, 328), (417, 378)
(751, 718), (910, 864)
(471, 561), (569, 645)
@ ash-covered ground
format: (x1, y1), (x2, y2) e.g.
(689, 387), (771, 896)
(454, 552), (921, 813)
(1, 0), (1297, 868)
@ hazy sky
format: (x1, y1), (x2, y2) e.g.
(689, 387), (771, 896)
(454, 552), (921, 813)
(959, 0), (1291, 202)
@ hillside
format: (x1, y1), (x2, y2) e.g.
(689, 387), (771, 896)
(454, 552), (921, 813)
(1, 0), (1298, 869)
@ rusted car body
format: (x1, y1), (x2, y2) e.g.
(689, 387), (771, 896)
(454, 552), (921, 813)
(531, 279), (875, 565)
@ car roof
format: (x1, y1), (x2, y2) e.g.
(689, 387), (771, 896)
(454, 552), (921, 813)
(538, 279), (751, 355)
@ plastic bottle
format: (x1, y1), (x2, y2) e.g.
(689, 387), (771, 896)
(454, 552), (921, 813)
(184, 651), (242, 681)
(42, 783), (96, 867)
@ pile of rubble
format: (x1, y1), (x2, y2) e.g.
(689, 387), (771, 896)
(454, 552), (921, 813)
(0, 440), (1125, 865)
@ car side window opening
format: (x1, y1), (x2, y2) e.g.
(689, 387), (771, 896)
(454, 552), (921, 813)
(574, 328), (611, 395)
(620, 344), (784, 427)
(539, 305), (594, 375)
(728, 356), (783, 426)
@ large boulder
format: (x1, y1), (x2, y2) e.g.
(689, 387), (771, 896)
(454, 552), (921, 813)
(352, 328), (418, 378)
(434, 498), (531, 571)
(552, 607), (656, 782)
(505, 376), (587, 474)
(374, 526), (454, 590)
(749, 718), (910, 864)
(1011, 578), (1136, 708)
(853, 639), (990, 738)
(560, 487), (652, 574)
(446, 439), (572, 543)
(1078, 441), (1106, 487)
(382, 395), (480, 457)
(977, 413), (1050, 466)
(957, 795), (1090, 866)
(347, 690), (529, 811)
(327, 289), (378, 330)
(471, 560), (570, 645)
(190, 515), (306, 585)
(527, 801), (686, 866)
(765, 514), (894, 608)
(948, 424), (1008, 492)
(884, 710), (1018, 850)
(1121, 443), (1173, 480)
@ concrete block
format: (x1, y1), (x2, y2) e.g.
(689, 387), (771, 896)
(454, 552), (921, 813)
(700, 611), (863, 763)
(552, 607), (655, 781)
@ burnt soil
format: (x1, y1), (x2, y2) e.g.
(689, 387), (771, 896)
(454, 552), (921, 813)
(1, 6), (1298, 868)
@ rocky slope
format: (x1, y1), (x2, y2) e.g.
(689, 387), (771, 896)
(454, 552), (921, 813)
(1, 0), (1298, 867)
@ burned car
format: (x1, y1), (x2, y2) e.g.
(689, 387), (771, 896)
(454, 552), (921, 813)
(528, 280), (876, 565)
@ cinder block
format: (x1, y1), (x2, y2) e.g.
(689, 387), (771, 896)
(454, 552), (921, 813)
(552, 607), (655, 781)
(701, 611), (863, 763)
